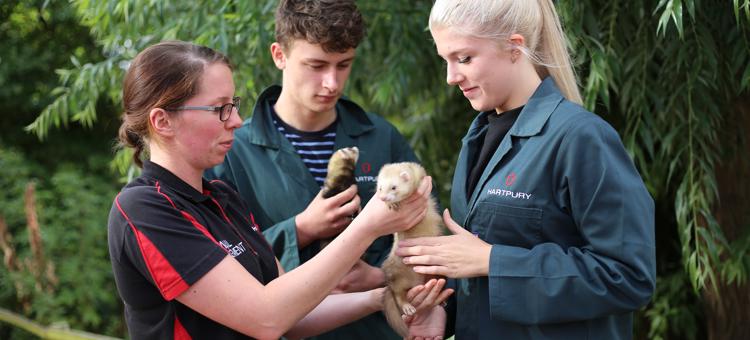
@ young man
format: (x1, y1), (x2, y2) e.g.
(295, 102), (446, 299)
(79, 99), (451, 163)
(207, 1), (418, 338)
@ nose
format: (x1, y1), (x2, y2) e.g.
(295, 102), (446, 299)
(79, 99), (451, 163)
(322, 69), (339, 93)
(446, 62), (464, 85)
(225, 107), (242, 129)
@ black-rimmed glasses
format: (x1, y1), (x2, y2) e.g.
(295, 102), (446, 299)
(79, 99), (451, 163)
(168, 96), (240, 122)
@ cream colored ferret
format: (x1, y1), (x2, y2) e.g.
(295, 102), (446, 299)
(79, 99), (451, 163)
(377, 162), (444, 336)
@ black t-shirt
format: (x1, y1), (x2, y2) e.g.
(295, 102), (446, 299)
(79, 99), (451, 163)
(467, 106), (523, 199)
(108, 161), (278, 339)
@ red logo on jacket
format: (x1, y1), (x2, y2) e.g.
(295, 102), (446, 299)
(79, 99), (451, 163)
(505, 172), (517, 187)
(361, 162), (372, 174)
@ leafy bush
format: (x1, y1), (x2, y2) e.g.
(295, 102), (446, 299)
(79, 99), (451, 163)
(0, 147), (124, 338)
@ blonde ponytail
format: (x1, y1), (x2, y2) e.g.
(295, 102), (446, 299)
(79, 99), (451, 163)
(537, 0), (581, 104)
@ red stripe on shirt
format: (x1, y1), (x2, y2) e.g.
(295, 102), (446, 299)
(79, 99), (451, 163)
(179, 210), (224, 249)
(154, 182), (225, 251)
(116, 194), (189, 301)
(174, 314), (192, 340)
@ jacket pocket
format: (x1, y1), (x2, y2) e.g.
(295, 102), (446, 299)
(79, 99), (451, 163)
(470, 201), (543, 248)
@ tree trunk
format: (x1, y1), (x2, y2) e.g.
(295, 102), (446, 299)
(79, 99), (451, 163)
(706, 96), (750, 340)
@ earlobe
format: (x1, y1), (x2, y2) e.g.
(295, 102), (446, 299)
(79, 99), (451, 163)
(270, 42), (286, 70)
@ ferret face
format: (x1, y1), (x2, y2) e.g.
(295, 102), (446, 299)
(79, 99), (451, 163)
(377, 166), (419, 203)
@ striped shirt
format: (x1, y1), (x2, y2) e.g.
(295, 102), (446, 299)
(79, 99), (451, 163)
(271, 111), (337, 186)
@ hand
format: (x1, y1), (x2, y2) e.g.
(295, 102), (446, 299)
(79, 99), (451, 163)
(403, 305), (446, 340)
(353, 176), (431, 238)
(296, 185), (360, 248)
(395, 209), (492, 278)
(404, 279), (453, 313)
(331, 260), (386, 294)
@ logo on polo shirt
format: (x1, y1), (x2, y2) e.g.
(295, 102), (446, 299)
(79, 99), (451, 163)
(219, 240), (247, 257)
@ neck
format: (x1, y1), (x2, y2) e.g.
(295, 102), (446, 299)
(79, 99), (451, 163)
(149, 145), (204, 192)
(496, 63), (542, 113)
(274, 88), (337, 132)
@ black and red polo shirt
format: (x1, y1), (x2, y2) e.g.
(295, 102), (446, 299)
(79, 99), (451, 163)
(108, 160), (278, 339)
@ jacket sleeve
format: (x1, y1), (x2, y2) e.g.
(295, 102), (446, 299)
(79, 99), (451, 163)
(487, 117), (656, 324)
(262, 216), (306, 272)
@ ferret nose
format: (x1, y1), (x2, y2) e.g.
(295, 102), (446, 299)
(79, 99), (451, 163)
(378, 192), (390, 202)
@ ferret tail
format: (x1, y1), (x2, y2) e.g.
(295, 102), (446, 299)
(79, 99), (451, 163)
(383, 287), (408, 337)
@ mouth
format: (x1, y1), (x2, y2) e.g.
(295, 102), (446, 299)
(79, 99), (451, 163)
(461, 86), (478, 96)
(219, 140), (233, 149)
(316, 94), (338, 102)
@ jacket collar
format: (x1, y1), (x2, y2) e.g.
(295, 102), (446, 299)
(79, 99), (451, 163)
(245, 85), (375, 149)
(463, 76), (564, 142)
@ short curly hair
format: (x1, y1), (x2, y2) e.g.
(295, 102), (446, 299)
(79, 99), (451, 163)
(275, 0), (365, 53)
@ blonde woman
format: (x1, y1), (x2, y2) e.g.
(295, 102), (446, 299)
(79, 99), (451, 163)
(398, 1), (656, 338)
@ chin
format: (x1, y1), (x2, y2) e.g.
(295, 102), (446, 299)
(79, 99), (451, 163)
(469, 101), (493, 112)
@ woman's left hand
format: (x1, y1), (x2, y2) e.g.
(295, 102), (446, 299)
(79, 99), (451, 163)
(395, 209), (492, 278)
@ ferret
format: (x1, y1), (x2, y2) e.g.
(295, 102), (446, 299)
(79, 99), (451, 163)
(321, 146), (359, 198)
(319, 147), (359, 249)
(378, 162), (444, 337)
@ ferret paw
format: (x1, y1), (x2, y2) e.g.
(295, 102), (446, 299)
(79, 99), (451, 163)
(402, 303), (416, 316)
(387, 202), (401, 211)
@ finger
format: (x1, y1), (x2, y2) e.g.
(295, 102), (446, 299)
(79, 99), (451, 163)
(403, 254), (442, 267)
(406, 285), (425, 301)
(412, 265), (450, 276)
(435, 288), (454, 305)
(329, 185), (358, 206)
(409, 279), (436, 307)
(337, 194), (361, 217)
(422, 279), (445, 306)
(403, 176), (431, 205)
(397, 236), (443, 248)
(442, 209), (470, 235)
(419, 176), (432, 196)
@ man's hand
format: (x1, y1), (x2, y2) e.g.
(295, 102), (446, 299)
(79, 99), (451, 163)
(331, 260), (386, 294)
(295, 185), (360, 248)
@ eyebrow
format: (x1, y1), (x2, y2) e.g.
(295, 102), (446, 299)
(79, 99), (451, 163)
(209, 96), (233, 103)
(302, 57), (355, 64)
(438, 48), (471, 59)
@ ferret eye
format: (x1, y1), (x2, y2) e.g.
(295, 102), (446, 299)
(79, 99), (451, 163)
(391, 185), (397, 190)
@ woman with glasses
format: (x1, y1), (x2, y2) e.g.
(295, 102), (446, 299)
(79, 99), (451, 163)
(108, 40), (449, 340)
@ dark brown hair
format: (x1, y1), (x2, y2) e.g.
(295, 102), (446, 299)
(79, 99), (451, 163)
(275, 0), (365, 53)
(118, 41), (231, 167)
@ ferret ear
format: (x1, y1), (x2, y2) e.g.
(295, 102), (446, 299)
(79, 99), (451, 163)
(399, 171), (411, 182)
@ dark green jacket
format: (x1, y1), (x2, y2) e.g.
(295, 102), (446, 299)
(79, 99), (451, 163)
(448, 77), (656, 339)
(207, 85), (418, 339)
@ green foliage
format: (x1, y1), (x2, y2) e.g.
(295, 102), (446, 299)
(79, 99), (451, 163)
(0, 147), (124, 338)
(643, 272), (704, 340)
(562, 0), (750, 299)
